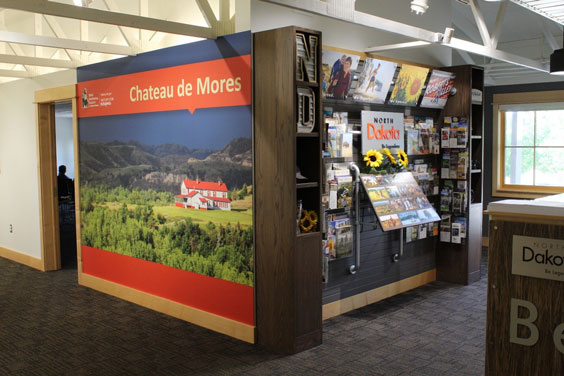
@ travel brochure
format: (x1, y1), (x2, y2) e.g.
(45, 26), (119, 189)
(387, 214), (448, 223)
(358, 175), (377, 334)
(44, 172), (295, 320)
(404, 116), (440, 155)
(351, 58), (397, 104)
(360, 172), (440, 231)
(420, 70), (456, 109)
(322, 50), (361, 99)
(321, 49), (455, 109)
(388, 64), (429, 107)
(325, 112), (353, 158)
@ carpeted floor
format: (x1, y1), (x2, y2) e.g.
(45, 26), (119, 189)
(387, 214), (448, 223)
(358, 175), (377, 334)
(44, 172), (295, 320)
(0, 250), (487, 376)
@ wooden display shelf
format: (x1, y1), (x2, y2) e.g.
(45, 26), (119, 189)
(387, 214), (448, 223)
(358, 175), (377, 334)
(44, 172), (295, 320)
(296, 182), (319, 189)
(297, 132), (319, 138)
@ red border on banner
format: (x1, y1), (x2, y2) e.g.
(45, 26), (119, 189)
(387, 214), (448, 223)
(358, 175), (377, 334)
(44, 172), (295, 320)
(82, 245), (254, 325)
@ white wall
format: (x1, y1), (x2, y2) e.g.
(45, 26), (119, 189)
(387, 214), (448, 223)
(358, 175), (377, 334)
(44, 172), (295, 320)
(0, 69), (76, 259)
(251, 0), (453, 67)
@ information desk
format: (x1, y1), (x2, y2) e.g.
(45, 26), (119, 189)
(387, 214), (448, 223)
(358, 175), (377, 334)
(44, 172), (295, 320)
(486, 196), (564, 375)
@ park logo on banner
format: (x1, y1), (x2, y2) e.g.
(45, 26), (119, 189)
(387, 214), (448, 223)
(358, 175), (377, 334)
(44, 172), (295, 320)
(361, 110), (404, 154)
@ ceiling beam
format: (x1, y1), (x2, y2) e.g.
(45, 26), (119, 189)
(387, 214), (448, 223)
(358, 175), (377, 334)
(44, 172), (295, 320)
(103, 0), (137, 48)
(469, 0), (491, 46)
(196, 0), (218, 30)
(365, 41), (430, 53)
(0, 30), (135, 55)
(0, 0), (216, 39)
(490, 0), (507, 49)
(43, 15), (78, 61)
(0, 53), (76, 68)
(539, 18), (560, 51)
(0, 68), (32, 78)
(261, 0), (549, 73)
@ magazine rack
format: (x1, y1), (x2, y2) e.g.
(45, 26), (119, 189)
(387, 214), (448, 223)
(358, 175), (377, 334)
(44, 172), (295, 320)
(254, 26), (322, 353)
(436, 65), (484, 285)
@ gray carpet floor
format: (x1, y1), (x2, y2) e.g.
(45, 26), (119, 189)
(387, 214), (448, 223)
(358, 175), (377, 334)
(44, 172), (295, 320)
(0, 250), (487, 376)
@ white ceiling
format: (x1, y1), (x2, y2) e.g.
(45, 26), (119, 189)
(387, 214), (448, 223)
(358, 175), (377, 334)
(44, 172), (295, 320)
(0, 0), (242, 84)
(0, 0), (563, 86)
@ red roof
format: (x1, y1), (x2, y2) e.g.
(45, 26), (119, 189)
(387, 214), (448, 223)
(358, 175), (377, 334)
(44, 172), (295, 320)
(207, 196), (231, 203)
(199, 198), (208, 203)
(187, 191), (199, 198)
(183, 179), (228, 192)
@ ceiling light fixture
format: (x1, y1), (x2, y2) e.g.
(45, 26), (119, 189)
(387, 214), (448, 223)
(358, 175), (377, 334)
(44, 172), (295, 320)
(550, 27), (564, 75)
(410, 0), (429, 15)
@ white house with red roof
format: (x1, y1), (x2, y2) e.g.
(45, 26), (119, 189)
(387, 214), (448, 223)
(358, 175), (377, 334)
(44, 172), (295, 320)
(175, 178), (231, 211)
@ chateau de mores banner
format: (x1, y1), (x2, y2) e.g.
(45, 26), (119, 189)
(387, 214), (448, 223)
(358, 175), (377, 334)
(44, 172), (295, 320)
(77, 32), (253, 326)
(77, 55), (250, 117)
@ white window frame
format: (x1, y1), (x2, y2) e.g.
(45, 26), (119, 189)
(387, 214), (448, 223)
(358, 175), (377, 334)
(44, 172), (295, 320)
(493, 91), (564, 198)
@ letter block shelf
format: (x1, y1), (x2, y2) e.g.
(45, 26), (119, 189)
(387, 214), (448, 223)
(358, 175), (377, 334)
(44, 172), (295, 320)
(253, 26), (323, 353)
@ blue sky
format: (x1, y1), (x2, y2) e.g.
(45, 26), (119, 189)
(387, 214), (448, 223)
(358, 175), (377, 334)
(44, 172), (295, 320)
(78, 105), (251, 150)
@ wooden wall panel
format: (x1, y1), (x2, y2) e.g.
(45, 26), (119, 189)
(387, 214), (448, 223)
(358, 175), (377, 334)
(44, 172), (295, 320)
(254, 27), (297, 352)
(486, 219), (564, 375)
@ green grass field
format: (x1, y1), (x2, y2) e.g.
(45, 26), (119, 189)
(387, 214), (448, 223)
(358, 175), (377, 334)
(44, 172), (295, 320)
(154, 205), (252, 228)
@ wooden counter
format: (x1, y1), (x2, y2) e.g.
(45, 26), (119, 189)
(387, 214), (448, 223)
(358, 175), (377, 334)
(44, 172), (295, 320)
(486, 200), (564, 375)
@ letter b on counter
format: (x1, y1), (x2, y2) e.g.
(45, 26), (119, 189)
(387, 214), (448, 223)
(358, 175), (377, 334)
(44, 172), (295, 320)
(510, 298), (539, 346)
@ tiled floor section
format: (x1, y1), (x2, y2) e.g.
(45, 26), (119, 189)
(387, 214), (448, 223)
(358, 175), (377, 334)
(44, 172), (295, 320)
(0, 251), (487, 376)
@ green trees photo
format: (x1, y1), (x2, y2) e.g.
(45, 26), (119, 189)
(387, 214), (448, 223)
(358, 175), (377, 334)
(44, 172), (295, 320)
(80, 185), (253, 286)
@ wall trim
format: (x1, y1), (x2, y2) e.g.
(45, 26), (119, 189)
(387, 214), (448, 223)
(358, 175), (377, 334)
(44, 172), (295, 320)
(79, 273), (255, 344)
(322, 269), (436, 320)
(34, 84), (76, 103)
(0, 246), (44, 271)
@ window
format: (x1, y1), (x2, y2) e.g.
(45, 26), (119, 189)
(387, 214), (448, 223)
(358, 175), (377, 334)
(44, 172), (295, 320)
(494, 91), (564, 197)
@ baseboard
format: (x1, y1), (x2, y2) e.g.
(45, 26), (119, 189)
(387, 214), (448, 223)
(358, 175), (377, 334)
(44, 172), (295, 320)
(79, 272), (255, 344)
(483, 237), (489, 247)
(322, 269), (436, 320)
(0, 246), (44, 271)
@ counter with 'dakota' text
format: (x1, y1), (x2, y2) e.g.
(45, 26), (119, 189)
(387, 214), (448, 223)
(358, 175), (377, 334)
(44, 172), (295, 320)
(485, 195), (564, 375)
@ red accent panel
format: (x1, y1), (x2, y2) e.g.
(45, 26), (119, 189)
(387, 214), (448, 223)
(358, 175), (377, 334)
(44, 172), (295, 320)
(175, 203), (184, 208)
(77, 55), (251, 118)
(82, 245), (254, 325)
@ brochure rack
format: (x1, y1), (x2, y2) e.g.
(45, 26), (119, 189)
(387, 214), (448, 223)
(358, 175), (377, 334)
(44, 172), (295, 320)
(437, 65), (484, 285)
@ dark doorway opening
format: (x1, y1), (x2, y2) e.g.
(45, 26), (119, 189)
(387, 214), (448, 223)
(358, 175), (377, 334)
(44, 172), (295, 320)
(55, 102), (77, 269)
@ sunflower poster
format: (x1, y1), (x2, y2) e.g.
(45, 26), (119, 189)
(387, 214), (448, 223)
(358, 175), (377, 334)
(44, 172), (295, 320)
(388, 64), (429, 107)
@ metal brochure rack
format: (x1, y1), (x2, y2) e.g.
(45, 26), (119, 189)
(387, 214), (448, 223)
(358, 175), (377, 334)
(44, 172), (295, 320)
(347, 162), (361, 274)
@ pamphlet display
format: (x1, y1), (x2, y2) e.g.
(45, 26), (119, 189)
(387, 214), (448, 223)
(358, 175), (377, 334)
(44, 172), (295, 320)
(351, 58), (397, 104)
(439, 116), (470, 243)
(325, 112), (352, 158)
(360, 172), (440, 231)
(388, 64), (429, 107)
(404, 116), (440, 155)
(420, 70), (455, 109)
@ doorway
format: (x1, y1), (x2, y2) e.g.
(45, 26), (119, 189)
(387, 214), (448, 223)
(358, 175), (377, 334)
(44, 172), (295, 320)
(35, 85), (78, 271)
(55, 102), (77, 268)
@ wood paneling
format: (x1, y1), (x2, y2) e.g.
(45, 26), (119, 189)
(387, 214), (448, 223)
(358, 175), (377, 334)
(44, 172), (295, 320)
(254, 26), (322, 354)
(34, 84), (76, 104)
(486, 220), (564, 375)
(323, 269), (436, 320)
(80, 273), (255, 343)
(36, 102), (60, 271)
(0, 246), (44, 271)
